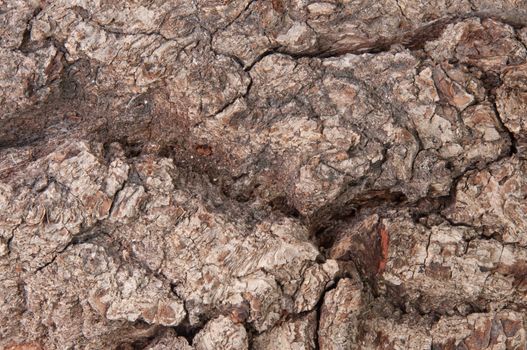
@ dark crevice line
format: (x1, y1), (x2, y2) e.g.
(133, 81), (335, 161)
(17, 6), (42, 53)
(490, 99), (518, 156)
(34, 224), (109, 273)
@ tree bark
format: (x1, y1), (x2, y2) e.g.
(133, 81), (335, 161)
(2, 1), (527, 349)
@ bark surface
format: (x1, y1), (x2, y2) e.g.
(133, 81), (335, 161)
(2, 0), (527, 349)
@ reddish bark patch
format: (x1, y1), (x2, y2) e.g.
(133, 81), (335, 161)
(272, 0), (285, 13)
(195, 144), (213, 156)
(377, 225), (389, 274)
(501, 318), (522, 337)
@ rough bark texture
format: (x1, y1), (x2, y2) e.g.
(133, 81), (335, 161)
(2, 0), (527, 349)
